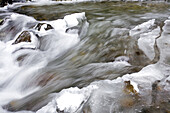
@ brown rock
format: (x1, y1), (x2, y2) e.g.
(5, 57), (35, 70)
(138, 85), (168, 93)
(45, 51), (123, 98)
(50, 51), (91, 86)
(12, 31), (31, 45)
(124, 81), (138, 95)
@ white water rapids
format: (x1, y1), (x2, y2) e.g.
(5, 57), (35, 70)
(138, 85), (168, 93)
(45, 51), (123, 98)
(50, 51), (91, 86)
(0, 0), (169, 113)
(0, 11), (89, 112)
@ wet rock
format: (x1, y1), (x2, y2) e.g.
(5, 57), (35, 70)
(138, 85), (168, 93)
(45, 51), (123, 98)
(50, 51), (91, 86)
(13, 0), (27, 2)
(0, 19), (4, 25)
(124, 81), (138, 95)
(34, 23), (54, 31)
(0, 17), (10, 26)
(12, 31), (31, 45)
(0, 0), (12, 7)
(120, 96), (135, 108)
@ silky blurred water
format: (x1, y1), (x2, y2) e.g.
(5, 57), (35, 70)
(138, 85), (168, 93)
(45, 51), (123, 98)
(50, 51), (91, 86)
(0, 1), (169, 112)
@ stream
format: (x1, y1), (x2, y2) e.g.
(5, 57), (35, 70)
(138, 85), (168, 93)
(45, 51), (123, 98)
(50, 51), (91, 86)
(0, 1), (169, 113)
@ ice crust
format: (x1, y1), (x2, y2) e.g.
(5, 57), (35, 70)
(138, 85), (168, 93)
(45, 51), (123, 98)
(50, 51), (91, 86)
(37, 18), (170, 113)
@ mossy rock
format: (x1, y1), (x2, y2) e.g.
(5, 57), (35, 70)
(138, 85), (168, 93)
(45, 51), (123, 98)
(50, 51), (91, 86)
(12, 31), (31, 45)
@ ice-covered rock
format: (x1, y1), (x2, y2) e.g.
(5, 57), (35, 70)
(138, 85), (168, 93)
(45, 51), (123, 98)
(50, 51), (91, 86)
(9, 31), (40, 52)
(138, 27), (160, 61)
(129, 19), (155, 37)
(34, 23), (54, 32)
(36, 85), (98, 113)
(157, 19), (170, 65)
(122, 64), (163, 93)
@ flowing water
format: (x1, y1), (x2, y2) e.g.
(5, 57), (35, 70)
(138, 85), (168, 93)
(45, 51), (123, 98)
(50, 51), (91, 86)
(0, 1), (169, 113)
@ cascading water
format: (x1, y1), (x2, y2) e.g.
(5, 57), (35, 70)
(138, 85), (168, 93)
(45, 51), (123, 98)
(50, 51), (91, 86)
(0, 10), (89, 111)
(0, 0), (169, 113)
